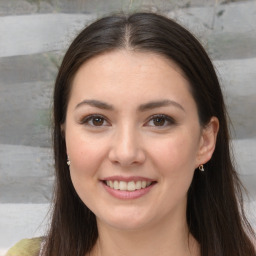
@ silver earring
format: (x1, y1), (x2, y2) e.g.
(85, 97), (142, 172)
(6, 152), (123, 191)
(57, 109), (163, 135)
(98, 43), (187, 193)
(199, 164), (204, 172)
(67, 156), (71, 166)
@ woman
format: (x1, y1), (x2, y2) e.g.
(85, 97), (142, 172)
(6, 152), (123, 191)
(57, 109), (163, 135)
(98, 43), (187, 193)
(6, 12), (255, 256)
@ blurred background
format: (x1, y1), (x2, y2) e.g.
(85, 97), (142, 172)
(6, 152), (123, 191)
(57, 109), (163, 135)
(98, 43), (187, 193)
(0, 0), (255, 254)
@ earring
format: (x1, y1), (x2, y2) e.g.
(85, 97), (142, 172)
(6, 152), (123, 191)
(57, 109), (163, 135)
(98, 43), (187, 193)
(199, 164), (204, 172)
(67, 156), (71, 166)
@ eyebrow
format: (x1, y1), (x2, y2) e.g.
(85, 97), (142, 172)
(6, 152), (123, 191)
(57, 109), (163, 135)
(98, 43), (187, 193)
(138, 99), (185, 112)
(75, 99), (114, 110)
(75, 99), (185, 112)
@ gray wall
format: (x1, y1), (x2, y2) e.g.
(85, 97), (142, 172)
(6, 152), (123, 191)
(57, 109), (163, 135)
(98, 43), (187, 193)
(0, 0), (255, 253)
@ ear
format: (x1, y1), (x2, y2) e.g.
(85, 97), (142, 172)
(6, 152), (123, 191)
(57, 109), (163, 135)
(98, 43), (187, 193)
(196, 116), (219, 166)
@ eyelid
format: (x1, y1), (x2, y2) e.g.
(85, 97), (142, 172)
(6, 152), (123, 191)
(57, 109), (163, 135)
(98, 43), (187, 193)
(145, 114), (176, 127)
(79, 114), (110, 127)
(79, 113), (176, 128)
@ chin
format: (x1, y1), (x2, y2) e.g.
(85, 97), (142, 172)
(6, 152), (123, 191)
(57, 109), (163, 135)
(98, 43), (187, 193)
(97, 210), (155, 231)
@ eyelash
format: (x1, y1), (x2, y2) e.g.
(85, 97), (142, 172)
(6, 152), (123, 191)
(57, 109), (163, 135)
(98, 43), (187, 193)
(80, 114), (110, 127)
(80, 114), (176, 128)
(145, 114), (176, 128)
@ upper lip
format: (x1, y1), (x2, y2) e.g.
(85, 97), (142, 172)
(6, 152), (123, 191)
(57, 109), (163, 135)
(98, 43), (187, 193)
(101, 176), (156, 182)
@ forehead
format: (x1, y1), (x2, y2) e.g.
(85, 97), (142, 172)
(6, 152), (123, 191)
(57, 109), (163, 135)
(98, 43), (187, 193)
(74, 50), (186, 83)
(69, 50), (194, 108)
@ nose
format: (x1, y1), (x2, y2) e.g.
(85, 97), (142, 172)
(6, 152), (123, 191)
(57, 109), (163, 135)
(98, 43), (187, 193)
(108, 124), (146, 167)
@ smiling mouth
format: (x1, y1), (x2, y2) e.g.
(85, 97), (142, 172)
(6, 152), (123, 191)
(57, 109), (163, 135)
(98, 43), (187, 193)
(103, 180), (156, 191)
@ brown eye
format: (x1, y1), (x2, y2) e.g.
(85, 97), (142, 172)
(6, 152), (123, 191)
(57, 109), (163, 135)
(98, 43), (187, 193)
(81, 115), (110, 127)
(92, 117), (104, 126)
(146, 114), (176, 128)
(152, 117), (166, 126)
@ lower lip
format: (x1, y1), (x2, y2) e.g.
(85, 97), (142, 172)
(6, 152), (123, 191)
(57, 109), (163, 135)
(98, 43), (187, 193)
(102, 182), (156, 200)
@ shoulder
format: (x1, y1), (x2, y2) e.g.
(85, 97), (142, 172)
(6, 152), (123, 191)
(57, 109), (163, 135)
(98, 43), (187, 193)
(5, 237), (44, 256)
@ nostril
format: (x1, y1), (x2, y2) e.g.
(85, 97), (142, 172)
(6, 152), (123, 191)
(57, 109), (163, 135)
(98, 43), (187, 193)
(108, 146), (146, 167)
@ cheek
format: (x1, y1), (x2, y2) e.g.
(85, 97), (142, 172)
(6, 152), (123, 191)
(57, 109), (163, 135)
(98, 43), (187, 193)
(65, 127), (108, 178)
(66, 133), (108, 203)
(151, 135), (199, 170)
(167, 140), (197, 194)
(149, 134), (199, 191)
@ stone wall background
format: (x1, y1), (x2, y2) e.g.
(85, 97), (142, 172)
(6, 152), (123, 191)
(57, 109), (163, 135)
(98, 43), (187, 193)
(0, 0), (255, 254)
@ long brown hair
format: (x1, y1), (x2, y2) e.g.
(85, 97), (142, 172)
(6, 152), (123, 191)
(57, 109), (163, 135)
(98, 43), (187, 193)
(43, 12), (256, 256)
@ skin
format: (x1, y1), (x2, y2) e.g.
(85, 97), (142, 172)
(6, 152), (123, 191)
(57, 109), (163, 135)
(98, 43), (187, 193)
(63, 50), (219, 256)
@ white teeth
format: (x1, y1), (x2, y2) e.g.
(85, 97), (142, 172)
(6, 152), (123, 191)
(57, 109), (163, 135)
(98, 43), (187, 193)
(127, 181), (136, 191)
(113, 180), (119, 190)
(135, 181), (142, 189)
(105, 180), (153, 191)
(119, 181), (127, 191)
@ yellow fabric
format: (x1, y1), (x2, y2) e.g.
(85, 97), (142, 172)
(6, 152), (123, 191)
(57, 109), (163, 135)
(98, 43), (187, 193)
(5, 237), (42, 256)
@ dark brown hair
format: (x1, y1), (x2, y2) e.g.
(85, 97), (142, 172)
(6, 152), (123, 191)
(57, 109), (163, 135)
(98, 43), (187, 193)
(43, 12), (255, 256)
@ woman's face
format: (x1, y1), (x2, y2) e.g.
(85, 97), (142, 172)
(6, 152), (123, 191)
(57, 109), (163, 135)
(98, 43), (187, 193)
(64, 50), (217, 230)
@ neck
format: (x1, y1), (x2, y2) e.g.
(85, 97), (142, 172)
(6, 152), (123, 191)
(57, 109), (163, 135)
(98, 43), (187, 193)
(89, 214), (200, 256)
